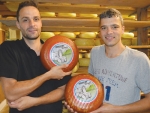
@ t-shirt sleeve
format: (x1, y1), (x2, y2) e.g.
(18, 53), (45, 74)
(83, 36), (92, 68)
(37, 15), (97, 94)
(0, 42), (18, 78)
(136, 54), (150, 94)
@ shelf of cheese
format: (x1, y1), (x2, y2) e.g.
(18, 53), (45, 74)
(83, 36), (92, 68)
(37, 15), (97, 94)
(0, 18), (150, 32)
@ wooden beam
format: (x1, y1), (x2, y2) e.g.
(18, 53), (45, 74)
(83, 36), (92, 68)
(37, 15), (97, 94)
(1, 18), (150, 28)
(4, 2), (135, 15)
(1, 0), (150, 8)
(137, 8), (148, 45)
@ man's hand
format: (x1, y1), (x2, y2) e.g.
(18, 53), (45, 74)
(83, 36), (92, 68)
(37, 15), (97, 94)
(45, 64), (72, 80)
(90, 103), (115, 113)
(64, 101), (78, 113)
(8, 96), (38, 111)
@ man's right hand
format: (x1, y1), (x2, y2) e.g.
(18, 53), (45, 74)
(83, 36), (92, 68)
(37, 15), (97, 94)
(45, 64), (72, 80)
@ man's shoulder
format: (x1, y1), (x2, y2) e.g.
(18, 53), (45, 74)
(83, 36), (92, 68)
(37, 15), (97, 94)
(91, 45), (104, 51)
(1, 40), (21, 48)
(126, 46), (148, 61)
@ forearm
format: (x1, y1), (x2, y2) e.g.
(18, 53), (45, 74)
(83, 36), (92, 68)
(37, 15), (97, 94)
(0, 73), (49, 102)
(91, 93), (150, 113)
(34, 85), (66, 106)
(114, 94), (150, 113)
(119, 98), (150, 113)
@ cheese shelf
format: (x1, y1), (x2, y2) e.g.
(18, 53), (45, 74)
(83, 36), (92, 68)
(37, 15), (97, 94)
(0, 18), (150, 32)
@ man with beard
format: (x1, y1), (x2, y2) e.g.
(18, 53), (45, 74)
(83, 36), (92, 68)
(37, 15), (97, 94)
(0, 1), (72, 113)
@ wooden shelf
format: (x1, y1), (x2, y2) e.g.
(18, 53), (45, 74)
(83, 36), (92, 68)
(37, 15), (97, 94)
(0, 18), (150, 32)
(1, 0), (150, 8)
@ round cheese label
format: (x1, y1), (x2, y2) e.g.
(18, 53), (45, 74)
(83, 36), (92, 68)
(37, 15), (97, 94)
(74, 79), (98, 103)
(50, 43), (73, 65)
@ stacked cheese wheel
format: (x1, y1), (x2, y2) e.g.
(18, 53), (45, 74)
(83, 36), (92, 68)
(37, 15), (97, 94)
(79, 32), (97, 39)
(65, 74), (104, 113)
(57, 13), (76, 18)
(40, 32), (55, 41)
(59, 32), (76, 39)
(122, 32), (134, 38)
(40, 35), (79, 72)
(78, 14), (98, 18)
(72, 62), (79, 73)
(40, 12), (55, 17)
(75, 38), (95, 46)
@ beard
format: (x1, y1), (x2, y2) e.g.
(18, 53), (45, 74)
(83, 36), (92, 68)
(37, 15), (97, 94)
(22, 34), (39, 40)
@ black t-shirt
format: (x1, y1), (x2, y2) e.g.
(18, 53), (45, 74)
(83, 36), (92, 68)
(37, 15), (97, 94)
(0, 39), (71, 113)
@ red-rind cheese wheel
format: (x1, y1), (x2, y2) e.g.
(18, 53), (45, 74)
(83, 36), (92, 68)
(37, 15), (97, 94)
(65, 74), (104, 113)
(40, 35), (79, 72)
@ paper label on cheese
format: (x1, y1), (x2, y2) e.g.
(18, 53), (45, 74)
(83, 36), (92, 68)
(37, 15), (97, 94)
(74, 79), (98, 103)
(50, 43), (73, 65)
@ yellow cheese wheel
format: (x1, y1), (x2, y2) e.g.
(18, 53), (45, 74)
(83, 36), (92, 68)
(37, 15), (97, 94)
(132, 38), (137, 45)
(122, 38), (132, 46)
(59, 32), (76, 39)
(74, 32), (80, 35)
(75, 39), (95, 46)
(57, 13), (76, 18)
(78, 14), (98, 18)
(122, 15), (136, 20)
(53, 32), (61, 35)
(72, 62), (79, 73)
(79, 53), (83, 58)
(40, 12), (55, 17)
(84, 52), (90, 58)
(122, 32), (134, 38)
(79, 32), (97, 38)
(95, 38), (101, 46)
(79, 58), (90, 66)
(40, 32), (55, 39)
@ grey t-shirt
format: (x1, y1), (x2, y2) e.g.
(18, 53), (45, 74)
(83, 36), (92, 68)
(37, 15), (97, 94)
(88, 45), (150, 105)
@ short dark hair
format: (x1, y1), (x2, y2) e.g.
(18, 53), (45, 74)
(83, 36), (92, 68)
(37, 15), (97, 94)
(99, 8), (124, 26)
(16, 0), (39, 22)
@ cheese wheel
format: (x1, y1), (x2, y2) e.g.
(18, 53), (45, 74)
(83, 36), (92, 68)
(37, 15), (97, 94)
(74, 32), (80, 35)
(79, 58), (90, 66)
(72, 62), (79, 73)
(79, 32), (97, 39)
(132, 38), (137, 45)
(40, 12), (55, 17)
(40, 35), (79, 72)
(65, 74), (104, 113)
(59, 32), (76, 39)
(78, 14), (98, 18)
(95, 38), (101, 46)
(57, 13), (76, 18)
(79, 53), (83, 58)
(122, 38), (132, 46)
(84, 52), (90, 58)
(40, 32), (55, 39)
(53, 32), (61, 35)
(122, 15), (136, 20)
(75, 39), (95, 46)
(122, 32), (134, 38)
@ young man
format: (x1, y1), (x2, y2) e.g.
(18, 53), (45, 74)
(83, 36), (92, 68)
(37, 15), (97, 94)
(0, 1), (72, 113)
(65, 8), (150, 113)
(88, 8), (150, 113)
